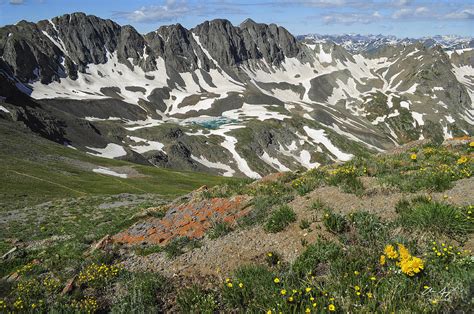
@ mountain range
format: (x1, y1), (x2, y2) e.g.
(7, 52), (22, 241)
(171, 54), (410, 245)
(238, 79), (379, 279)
(298, 34), (474, 54)
(0, 13), (473, 179)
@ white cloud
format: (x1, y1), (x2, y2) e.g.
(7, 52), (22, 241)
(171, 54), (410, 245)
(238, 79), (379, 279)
(115, 0), (246, 23)
(323, 11), (383, 25)
(392, 6), (431, 19)
(117, 0), (191, 23)
(391, 0), (412, 6)
(444, 9), (474, 20)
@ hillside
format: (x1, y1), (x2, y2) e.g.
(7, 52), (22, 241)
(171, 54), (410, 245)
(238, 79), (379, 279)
(0, 137), (472, 312)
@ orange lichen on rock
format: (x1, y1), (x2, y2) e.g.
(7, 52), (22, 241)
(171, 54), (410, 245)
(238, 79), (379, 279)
(112, 195), (250, 246)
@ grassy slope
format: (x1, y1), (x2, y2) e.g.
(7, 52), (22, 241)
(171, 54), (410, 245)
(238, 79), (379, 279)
(0, 121), (234, 208)
(0, 120), (237, 282)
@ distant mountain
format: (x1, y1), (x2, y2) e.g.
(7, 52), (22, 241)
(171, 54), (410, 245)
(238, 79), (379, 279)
(0, 13), (473, 179)
(298, 34), (474, 54)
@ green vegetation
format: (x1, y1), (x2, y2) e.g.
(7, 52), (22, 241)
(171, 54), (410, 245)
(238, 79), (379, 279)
(397, 199), (473, 238)
(134, 245), (163, 256)
(323, 210), (348, 234)
(163, 237), (201, 258)
(299, 219), (311, 230)
(208, 222), (233, 239)
(264, 205), (297, 233)
(177, 286), (218, 313)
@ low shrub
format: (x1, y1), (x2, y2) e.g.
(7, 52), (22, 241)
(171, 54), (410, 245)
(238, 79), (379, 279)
(264, 205), (297, 233)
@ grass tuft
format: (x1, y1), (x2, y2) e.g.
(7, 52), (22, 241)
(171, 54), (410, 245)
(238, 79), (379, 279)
(264, 205), (297, 233)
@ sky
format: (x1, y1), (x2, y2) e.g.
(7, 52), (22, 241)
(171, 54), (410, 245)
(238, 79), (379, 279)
(0, 0), (473, 38)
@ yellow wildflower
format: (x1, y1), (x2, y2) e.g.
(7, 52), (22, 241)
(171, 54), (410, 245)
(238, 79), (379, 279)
(400, 256), (424, 276)
(410, 153), (417, 161)
(469, 141), (474, 147)
(367, 292), (373, 299)
(274, 278), (280, 284)
(328, 304), (336, 312)
(238, 283), (244, 288)
(305, 287), (312, 293)
(380, 255), (386, 266)
(384, 245), (398, 259)
(457, 156), (468, 165)
(305, 308), (311, 313)
(397, 243), (410, 261)
(280, 289), (287, 295)
(227, 282), (233, 288)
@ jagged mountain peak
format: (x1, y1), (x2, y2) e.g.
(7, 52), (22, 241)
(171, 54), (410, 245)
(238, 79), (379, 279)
(240, 18), (258, 28)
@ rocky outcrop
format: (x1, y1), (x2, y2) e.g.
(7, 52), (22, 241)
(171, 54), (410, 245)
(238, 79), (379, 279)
(112, 195), (251, 245)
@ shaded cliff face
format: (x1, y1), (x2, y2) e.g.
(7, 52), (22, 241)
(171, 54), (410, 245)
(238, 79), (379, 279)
(0, 13), (473, 179)
(0, 13), (306, 84)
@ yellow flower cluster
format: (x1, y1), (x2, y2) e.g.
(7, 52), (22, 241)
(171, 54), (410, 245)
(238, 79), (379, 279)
(77, 263), (122, 285)
(382, 244), (424, 276)
(13, 298), (24, 310)
(457, 155), (469, 165)
(42, 276), (61, 293)
(16, 262), (35, 276)
(16, 278), (40, 295)
(263, 276), (339, 313)
(422, 147), (435, 156)
(431, 241), (470, 260)
(330, 165), (356, 176)
(291, 177), (307, 189)
(383, 245), (398, 259)
(224, 278), (244, 289)
(70, 297), (98, 313)
(410, 153), (417, 161)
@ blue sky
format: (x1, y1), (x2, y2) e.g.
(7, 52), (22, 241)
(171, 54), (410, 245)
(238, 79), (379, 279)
(0, 0), (473, 37)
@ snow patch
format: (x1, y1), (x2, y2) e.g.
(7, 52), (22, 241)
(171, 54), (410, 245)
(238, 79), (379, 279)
(86, 143), (127, 159)
(0, 105), (10, 113)
(191, 155), (235, 177)
(260, 151), (290, 172)
(303, 126), (353, 161)
(128, 136), (165, 154)
(93, 167), (128, 178)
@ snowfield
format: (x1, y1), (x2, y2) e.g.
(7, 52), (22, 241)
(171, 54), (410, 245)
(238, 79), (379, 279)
(86, 143), (127, 159)
(92, 167), (128, 178)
